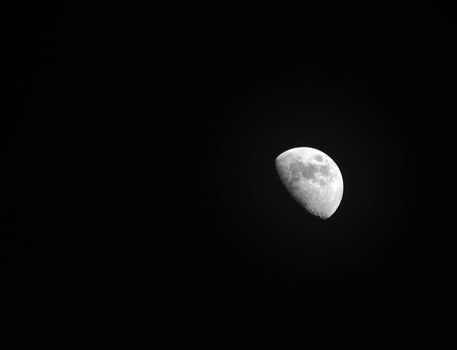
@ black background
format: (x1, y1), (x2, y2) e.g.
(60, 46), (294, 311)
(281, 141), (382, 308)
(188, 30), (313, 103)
(9, 5), (455, 327)
(167, 6), (454, 324)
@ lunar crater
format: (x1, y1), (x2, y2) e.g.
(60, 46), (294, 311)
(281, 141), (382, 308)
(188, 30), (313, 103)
(288, 161), (320, 181)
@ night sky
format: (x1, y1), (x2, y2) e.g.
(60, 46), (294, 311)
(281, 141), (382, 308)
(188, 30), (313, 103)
(9, 5), (455, 326)
(168, 6), (454, 322)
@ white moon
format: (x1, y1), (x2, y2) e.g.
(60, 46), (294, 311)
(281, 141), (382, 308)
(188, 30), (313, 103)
(275, 147), (344, 219)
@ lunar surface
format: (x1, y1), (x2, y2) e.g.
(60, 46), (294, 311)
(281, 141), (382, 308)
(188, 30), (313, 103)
(275, 147), (343, 219)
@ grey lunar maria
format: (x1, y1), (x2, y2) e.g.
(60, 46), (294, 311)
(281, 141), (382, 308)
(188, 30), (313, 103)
(275, 147), (344, 219)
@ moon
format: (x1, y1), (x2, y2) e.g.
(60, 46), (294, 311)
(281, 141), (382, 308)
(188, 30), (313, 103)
(275, 147), (344, 219)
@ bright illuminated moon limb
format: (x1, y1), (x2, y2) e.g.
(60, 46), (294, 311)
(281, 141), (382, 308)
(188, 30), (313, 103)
(275, 147), (344, 219)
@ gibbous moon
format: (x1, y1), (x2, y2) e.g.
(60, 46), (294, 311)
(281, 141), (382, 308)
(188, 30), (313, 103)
(275, 147), (343, 219)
